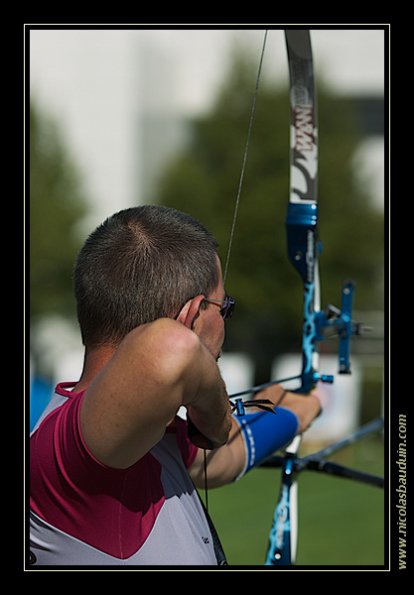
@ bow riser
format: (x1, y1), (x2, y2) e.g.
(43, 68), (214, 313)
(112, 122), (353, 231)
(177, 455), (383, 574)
(286, 203), (319, 393)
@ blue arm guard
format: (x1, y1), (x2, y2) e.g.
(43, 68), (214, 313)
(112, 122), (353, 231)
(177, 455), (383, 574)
(234, 407), (299, 480)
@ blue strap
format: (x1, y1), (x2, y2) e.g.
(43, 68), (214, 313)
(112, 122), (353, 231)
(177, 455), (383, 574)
(234, 408), (299, 479)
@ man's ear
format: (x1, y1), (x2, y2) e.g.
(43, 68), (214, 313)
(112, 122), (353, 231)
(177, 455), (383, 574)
(176, 295), (205, 329)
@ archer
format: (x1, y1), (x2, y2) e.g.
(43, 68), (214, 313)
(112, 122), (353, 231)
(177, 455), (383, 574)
(30, 205), (323, 566)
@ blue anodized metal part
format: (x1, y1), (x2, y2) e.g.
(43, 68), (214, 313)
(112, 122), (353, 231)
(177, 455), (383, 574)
(314, 281), (357, 376)
(286, 201), (319, 393)
(338, 281), (355, 373)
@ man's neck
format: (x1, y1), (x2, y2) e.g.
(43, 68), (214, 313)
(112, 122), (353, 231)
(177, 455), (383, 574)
(73, 344), (116, 393)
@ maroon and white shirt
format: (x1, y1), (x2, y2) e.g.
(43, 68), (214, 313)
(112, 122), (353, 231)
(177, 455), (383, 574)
(30, 383), (217, 566)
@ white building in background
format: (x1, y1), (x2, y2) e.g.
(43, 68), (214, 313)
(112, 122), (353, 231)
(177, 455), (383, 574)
(134, 39), (191, 203)
(30, 30), (138, 232)
(29, 29), (234, 230)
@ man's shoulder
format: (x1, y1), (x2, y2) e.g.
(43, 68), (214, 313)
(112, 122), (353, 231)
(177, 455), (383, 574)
(122, 319), (201, 369)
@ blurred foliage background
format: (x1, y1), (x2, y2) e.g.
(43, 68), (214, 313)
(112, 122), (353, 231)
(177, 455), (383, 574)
(30, 101), (89, 374)
(30, 44), (385, 566)
(30, 102), (88, 320)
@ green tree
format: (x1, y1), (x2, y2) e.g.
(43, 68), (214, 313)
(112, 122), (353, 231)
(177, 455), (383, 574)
(157, 51), (384, 382)
(30, 101), (89, 324)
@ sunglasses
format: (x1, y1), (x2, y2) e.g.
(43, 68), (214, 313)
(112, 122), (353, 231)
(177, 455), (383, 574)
(203, 294), (236, 320)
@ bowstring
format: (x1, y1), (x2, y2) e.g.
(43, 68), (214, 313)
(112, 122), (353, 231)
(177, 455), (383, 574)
(203, 449), (209, 509)
(204, 30), (268, 514)
(223, 30), (268, 284)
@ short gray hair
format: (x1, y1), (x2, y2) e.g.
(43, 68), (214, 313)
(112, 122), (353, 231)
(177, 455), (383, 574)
(74, 205), (219, 347)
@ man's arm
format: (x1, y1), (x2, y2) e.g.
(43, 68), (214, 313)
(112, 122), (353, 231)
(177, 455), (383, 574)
(189, 384), (322, 488)
(80, 318), (232, 469)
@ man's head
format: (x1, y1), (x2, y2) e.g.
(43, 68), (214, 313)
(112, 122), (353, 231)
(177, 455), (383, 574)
(74, 206), (221, 349)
